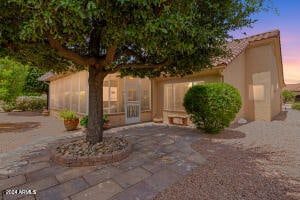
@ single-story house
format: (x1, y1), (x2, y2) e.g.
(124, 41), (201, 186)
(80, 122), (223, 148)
(284, 83), (300, 102)
(40, 30), (285, 127)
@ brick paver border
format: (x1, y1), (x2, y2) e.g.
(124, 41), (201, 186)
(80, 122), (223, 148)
(51, 141), (132, 167)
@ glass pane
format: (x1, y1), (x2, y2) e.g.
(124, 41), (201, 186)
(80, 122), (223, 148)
(109, 79), (118, 113)
(141, 78), (150, 111)
(118, 78), (125, 113)
(50, 82), (55, 109)
(173, 82), (190, 111)
(57, 80), (63, 109)
(253, 85), (265, 100)
(79, 71), (87, 113)
(71, 74), (79, 112)
(127, 86), (138, 101)
(103, 76), (110, 113)
(64, 76), (70, 110)
(164, 84), (173, 110)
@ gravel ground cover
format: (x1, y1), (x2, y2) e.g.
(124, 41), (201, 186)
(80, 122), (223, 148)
(155, 109), (300, 200)
(155, 133), (299, 200)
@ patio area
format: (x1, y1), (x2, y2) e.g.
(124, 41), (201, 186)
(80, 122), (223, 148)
(1, 110), (299, 200)
(0, 123), (205, 200)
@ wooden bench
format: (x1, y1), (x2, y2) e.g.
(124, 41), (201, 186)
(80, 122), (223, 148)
(168, 115), (188, 126)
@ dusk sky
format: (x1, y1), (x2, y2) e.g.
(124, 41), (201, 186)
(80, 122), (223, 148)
(233, 0), (300, 84)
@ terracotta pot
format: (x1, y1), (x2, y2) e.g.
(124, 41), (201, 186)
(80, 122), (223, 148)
(42, 109), (50, 116)
(64, 118), (79, 131)
(103, 121), (111, 130)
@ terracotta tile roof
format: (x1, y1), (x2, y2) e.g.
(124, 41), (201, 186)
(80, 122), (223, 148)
(216, 30), (280, 66)
(284, 83), (300, 92)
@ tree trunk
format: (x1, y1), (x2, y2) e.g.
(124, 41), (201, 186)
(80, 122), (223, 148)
(86, 65), (105, 144)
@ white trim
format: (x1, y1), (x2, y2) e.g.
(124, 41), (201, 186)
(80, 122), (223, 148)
(125, 83), (141, 124)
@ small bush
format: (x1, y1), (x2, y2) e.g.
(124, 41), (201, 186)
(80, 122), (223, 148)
(80, 115), (88, 128)
(2, 102), (16, 112)
(292, 102), (300, 110)
(59, 110), (77, 120)
(183, 83), (242, 133)
(282, 90), (295, 103)
(14, 96), (46, 111)
(79, 115), (110, 128)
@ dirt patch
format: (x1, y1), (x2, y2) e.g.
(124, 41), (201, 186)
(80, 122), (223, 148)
(155, 134), (299, 200)
(206, 129), (246, 139)
(0, 122), (41, 133)
(7, 111), (42, 116)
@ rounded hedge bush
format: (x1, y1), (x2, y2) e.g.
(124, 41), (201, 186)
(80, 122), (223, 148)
(292, 102), (300, 110)
(183, 83), (241, 133)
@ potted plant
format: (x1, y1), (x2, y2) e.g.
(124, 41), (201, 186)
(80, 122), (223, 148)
(59, 110), (79, 131)
(79, 114), (111, 130)
(103, 114), (111, 130)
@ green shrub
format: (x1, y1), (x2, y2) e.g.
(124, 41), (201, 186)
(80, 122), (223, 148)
(80, 115), (88, 128)
(0, 57), (28, 103)
(79, 114), (110, 128)
(59, 110), (77, 120)
(23, 67), (48, 94)
(183, 83), (242, 133)
(14, 96), (46, 111)
(282, 90), (295, 103)
(2, 102), (16, 112)
(292, 102), (300, 110)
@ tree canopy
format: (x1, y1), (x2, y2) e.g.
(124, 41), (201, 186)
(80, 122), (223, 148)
(23, 67), (49, 95)
(0, 57), (28, 103)
(282, 90), (296, 103)
(0, 0), (269, 144)
(1, 0), (267, 76)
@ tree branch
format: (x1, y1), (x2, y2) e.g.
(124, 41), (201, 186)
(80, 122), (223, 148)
(109, 59), (171, 74)
(105, 46), (117, 65)
(46, 34), (89, 66)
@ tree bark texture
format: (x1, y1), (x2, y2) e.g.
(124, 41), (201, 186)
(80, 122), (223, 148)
(86, 65), (105, 144)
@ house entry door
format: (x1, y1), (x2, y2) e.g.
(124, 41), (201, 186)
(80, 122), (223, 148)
(125, 84), (141, 124)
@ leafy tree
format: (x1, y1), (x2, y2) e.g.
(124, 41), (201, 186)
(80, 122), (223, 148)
(23, 67), (49, 95)
(282, 90), (295, 103)
(0, 0), (268, 144)
(0, 57), (28, 103)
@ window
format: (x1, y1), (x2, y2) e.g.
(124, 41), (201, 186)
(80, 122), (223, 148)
(103, 74), (125, 114)
(141, 78), (151, 111)
(50, 71), (88, 114)
(253, 85), (265, 100)
(49, 72), (151, 114)
(79, 71), (87, 113)
(164, 81), (205, 111)
(164, 84), (173, 110)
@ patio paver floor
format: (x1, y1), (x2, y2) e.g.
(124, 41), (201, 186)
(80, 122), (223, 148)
(0, 124), (205, 200)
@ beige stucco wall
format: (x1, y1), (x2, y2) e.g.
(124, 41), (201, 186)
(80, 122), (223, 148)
(245, 42), (280, 121)
(223, 52), (247, 120)
(152, 70), (222, 124)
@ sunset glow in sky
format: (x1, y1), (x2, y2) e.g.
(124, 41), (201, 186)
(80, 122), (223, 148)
(233, 0), (300, 84)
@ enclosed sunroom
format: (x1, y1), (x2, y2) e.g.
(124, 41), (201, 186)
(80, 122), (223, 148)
(47, 71), (152, 127)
